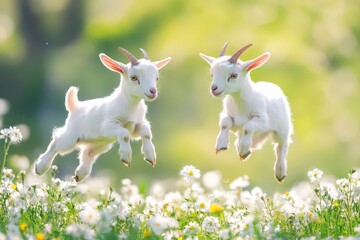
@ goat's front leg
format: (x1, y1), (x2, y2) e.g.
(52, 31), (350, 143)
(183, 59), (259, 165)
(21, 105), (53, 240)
(135, 121), (157, 167)
(236, 115), (267, 160)
(215, 113), (233, 154)
(102, 122), (132, 167)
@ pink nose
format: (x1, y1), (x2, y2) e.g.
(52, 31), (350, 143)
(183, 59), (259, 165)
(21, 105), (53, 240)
(211, 84), (218, 92)
(149, 87), (157, 96)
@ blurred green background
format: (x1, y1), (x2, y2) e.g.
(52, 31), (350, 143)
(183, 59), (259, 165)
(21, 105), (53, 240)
(0, 0), (359, 192)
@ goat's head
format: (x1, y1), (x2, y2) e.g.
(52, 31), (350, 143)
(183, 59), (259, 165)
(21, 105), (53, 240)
(99, 48), (171, 101)
(199, 42), (270, 97)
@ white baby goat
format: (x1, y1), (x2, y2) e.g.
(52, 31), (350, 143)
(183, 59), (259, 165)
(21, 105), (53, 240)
(200, 42), (293, 182)
(35, 47), (171, 182)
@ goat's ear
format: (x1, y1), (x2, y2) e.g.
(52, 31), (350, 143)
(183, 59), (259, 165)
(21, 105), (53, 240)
(99, 53), (127, 74)
(244, 52), (270, 72)
(153, 57), (172, 70)
(199, 53), (216, 65)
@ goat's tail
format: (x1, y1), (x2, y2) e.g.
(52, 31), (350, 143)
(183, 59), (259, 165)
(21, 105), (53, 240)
(65, 86), (79, 112)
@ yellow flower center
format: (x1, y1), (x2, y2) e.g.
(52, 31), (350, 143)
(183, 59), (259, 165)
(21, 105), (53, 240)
(143, 229), (152, 237)
(210, 203), (224, 213)
(35, 233), (45, 240)
(20, 223), (28, 232)
(188, 170), (193, 176)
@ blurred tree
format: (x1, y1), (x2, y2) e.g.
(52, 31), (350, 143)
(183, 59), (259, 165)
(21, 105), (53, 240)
(0, 0), (84, 123)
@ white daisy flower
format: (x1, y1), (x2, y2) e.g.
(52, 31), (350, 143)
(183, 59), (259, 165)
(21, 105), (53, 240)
(3, 168), (13, 178)
(195, 198), (209, 212)
(0, 126), (23, 144)
(79, 204), (101, 225)
(230, 175), (250, 190)
(185, 237), (199, 240)
(336, 178), (349, 188)
(9, 127), (22, 144)
(148, 215), (169, 235)
(66, 223), (95, 240)
(184, 221), (200, 235)
(219, 229), (230, 239)
(202, 216), (220, 233)
(180, 165), (200, 182)
(307, 168), (323, 182)
(180, 201), (194, 213)
(0, 128), (11, 140)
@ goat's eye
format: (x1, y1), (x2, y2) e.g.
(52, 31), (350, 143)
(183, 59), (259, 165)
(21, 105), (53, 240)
(228, 73), (238, 81)
(210, 73), (214, 78)
(156, 77), (159, 81)
(130, 75), (138, 81)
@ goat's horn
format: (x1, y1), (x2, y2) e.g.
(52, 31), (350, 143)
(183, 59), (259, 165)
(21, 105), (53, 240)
(139, 48), (150, 60)
(228, 43), (253, 64)
(219, 42), (229, 57)
(118, 47), (139, 66)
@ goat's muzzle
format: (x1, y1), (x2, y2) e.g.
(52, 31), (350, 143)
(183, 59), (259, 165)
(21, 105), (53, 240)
(210, 84), (224, 97)
(145, 87), (157, 100)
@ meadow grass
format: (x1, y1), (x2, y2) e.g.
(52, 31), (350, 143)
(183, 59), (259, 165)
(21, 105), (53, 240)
(0, 127), (360, 239)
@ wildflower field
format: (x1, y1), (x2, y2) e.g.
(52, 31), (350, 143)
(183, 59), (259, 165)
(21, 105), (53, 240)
(1, 127), (360, 240)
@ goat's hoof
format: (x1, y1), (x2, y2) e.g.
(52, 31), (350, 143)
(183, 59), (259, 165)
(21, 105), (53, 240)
(73, 175), (80, 182)
(276, 175), (286, 183)
(215, 147), (227, 154)
(121, 159), (131, 167)
(144, 158), (156, 167)
(34, 162), (47, 176)
(34, 163), (40, 175)
(240, 151), (251, 161)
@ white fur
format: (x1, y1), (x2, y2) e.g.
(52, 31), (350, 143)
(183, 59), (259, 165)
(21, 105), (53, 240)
(35, 50), (171, 182)
(200, 44), (293, 182)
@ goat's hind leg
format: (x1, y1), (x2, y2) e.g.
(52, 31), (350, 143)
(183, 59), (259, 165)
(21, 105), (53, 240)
(35, 128), (77, 175)
(273, 138), (289, 183)
(73, 143), (112, 182)
(35, 139), (58, 175)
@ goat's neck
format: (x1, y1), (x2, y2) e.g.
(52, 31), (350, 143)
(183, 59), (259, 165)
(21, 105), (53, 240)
(230, 75), (254, 103)
(113, 79), (143, 108)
